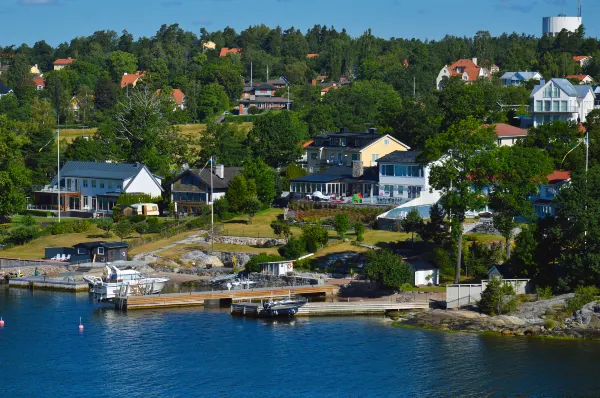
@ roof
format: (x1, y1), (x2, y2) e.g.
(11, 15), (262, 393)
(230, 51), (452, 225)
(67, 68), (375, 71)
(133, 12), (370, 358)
(447, 59), (482, 81)
(307, 53), (320, 59)
(256, 83), (275, 90)
(573, 55), (589, 62)
(178, 167), (243, 190)
(156, 88), (184, 105)
(409, 261), (439, 271)
(0, 81), (10, 95)
(32, 76), (45, 88)
(267, 79), (286, 86)
(239, 97), (290, 104)
(53, 58), (75, 65)
(303, 140), (314, 148)
(567, 74), (592, 82)
(547, 170), (571, 184)
(531, 78), (587, 98)
(493, 123), (528, 138)
(51, 161), (153, 183)
(500, 71), (542, 81)
(377, 151), (422, 164)
(219, 47), (242, 57)
(121, 72), (143, 88)
(73, 241), (129, 249)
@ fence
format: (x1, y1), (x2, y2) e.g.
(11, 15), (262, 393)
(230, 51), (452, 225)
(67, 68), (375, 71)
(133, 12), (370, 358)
(445, 279), (531, 309)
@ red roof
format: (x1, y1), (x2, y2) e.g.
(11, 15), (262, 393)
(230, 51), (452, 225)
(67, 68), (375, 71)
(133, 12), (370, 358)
(302, 140), (314, 148)
(566, 74), (592, 81)
(547, 170), (571, 184)
(573, 56), (589, 62)
(53, 58), (75, 65)
(156, 88), (185, 105)
(120, 72), (144, 88)
(493, 123), (528, 138)
(32, 76), (45, 88)
(219, 47), (242, 57)
(447, 59), (485, 81)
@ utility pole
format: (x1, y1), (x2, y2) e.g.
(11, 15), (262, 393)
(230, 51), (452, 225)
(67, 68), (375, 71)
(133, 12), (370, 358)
(210, 156), (214, 254)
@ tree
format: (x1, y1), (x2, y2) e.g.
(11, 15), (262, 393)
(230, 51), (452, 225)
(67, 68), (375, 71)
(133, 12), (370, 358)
(114, 221), (133, 241)
(353, 221), (365, 242)
(134, 221), (149, 238)
(334, 213), (350, 239)
(245, 253), (284, 273)
(422, 118), (496, 283)
(301, 224), (329, 252)
(364, 249), (411, 289)
(420, 203), (447, 244)
(478, 277), (518, 316)
(225, 175), (255, 213)
(96, 218), (114, 236)
(282, 163), (307, 190)
(107, 51), (138, 81)
(198, 123), (249, 167)
(196, 83), (229, 121)
(0, 116), (30, 218)
(278, 236), (307, 259)
(270, 219), (291, 240)
(94, 78), (118, 111)
(245, 198), (262, 225)
(64, 137), (109, 162)
(242, 158), (276, 205)
(401, 208), (424, 245)
(246, 112), (308, 168)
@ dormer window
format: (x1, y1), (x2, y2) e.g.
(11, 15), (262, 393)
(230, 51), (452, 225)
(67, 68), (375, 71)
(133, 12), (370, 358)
(315, 139), (322, 146)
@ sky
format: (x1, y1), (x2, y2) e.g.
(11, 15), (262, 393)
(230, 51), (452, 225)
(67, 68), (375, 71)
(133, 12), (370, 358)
(0, 0), (599, 47)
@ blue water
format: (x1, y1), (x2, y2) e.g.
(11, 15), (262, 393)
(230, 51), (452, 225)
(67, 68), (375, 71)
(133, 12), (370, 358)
(1, 286), (599, 397)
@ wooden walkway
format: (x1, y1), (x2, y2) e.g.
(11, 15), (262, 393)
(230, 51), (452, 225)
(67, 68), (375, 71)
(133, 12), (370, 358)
(296, 301), (429, 316)
(125, 285), (339, 310)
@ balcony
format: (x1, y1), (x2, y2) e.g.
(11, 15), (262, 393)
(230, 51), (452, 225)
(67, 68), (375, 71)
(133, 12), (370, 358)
(32, 184), (79, 193)
(534, 105), (578, 113)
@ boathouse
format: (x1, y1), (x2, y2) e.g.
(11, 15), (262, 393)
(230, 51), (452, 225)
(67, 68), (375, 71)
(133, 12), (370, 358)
(261, 260), (294, 276)
(45, 241), (129, 263)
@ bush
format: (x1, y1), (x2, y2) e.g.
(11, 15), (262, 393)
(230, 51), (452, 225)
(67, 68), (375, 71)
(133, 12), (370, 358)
(544, 319), (556, 329)
(146, 217), (160, 233)
(245, 253), (284, 273)
(72, 219), (91, 233)
(478, 277), (518, 315)
(128, 214), (147, 223)
(353, 221), (365, 242)
(48, 222), (75, 235)
(20, 215), (37, 227)
(185, 217), (208, 230)
(96, 218), (115, 234)
(21, 210), (51, 217)
(536, 286), (553, 300)
(301, 224), (329, 253)
(8, 226), (39, 245)
(334, 214), (350, 239)
(364, 249), (412, 289)
(566, 286), (599, 314)
(278, 236), (306, 259)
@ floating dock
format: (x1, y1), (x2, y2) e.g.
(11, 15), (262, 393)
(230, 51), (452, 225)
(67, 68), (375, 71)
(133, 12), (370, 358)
(231, 301), (429, 317)
(8, 276), (89, 292)
(123, 285), (339, 310)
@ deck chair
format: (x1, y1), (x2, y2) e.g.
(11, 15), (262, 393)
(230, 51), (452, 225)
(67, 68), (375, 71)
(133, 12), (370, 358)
(51, 254), (59, 260)
(60, 254), (66, 261)
(65, 254), (71, 261)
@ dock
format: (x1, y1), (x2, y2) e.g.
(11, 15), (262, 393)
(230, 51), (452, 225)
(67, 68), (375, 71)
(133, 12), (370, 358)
(231, 301), (429, 317)
(8, 276), (89, 292)
(123, 285), (340, 310)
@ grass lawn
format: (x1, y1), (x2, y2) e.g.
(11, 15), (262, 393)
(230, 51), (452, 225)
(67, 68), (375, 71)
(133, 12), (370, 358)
(127, 231), (198, 256)
(401, 286), (446, 293)
(219, 208), (303, 238)
(465, 233), (504, 244)
(159, 242), (279, 261)
(60, 128), (98, 143)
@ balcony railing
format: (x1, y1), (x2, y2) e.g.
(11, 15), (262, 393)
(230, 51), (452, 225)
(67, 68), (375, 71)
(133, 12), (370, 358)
(534, 106), (578, 113)
(32, 184), (80, 193)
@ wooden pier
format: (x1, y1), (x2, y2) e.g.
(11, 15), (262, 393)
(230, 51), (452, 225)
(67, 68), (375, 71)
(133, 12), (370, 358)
(123, 285), (339, 310)
(8, 276), (89, 292)
(231, 301), (429, 317)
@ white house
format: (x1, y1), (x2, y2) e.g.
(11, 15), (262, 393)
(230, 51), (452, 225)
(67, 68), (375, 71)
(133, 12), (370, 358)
(33, 161), (163, 214)
(409, 261), (440, 286)
(531, 170), (571, 218)
(261, 260), (294, 277)
(493, 123), (528, 146)
(530, 78), (595, 127)
(573, 55), (591, 68)
(499, 71), (543, 87)
(436, 58), (490, 90)
(567, 74), (594, 85)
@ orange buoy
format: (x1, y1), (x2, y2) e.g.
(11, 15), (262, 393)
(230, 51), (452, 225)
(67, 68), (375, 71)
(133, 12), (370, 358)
(78, 317), (84, 331)
(0, 317), (4, 327)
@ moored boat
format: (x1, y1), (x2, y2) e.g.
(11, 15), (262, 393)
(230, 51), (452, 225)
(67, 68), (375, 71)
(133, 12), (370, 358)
(83, 265), (169, 301)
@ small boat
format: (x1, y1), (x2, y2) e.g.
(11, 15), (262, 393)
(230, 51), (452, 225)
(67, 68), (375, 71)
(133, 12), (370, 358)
(261, 297), (307, 317)
(83, 265), (169, 301)
(230, 278), (256, 288)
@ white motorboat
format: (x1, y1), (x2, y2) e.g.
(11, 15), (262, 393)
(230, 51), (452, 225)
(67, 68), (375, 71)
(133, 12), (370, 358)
(230, 278), (256, 288)
(83, 265), (169, 301)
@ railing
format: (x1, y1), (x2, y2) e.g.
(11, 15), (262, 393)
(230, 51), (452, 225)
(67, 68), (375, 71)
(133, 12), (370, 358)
(534, 106), (578, 113)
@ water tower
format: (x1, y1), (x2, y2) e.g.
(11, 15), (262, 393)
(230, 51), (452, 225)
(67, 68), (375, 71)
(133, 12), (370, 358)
(542, 0), (582, 37)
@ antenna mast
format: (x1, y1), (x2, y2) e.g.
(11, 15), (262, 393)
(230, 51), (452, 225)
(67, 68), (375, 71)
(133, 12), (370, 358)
(578, 0), (582, 18)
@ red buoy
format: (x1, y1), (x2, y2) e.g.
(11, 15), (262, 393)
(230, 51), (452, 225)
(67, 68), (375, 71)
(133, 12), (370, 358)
(78, 317), (83, 332)
(0, 317), (4, 327)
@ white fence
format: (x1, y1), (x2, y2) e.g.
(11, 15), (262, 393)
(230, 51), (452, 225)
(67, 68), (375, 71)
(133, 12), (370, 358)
(446, 279), (531, 309)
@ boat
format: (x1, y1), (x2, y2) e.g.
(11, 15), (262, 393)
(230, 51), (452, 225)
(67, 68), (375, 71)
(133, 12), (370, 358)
(260, 296), (307, 317)
(83, 265), (169, 301)
(230, 278), (256, 288)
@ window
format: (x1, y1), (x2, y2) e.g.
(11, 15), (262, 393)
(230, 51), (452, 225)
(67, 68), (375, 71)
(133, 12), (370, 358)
(536, 101), (543, 112)
(372, 154), (379, 162)
(384, 185), (393, 197)
(108, 181), (113, 189)
(83, 197), (88, 208)
(77, 248), (86, 255)
(83, 179), (88, 188)
(544, 101), (551, 112)
(66, 179), (71, 189)
(100, 182), (105, 189)
(384, 138), (390, 145)
(553, 86), (560, 97)
(340, 138), (347, 146)
(552, 101), (559, 112)
(543, 86), (552, 98)
(91, 180), (96, 188)
(351, 153), (358, 161)
(97, 247), (105, 255)
(381, 165), (394, 176)
(117, 184), (122, 190)
(310, 152), (318, 160)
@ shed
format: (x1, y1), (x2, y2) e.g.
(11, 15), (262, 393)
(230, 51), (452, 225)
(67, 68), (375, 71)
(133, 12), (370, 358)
(410, 261), (439, 286)
(261, 260), (294, 277)
(73, 241), (129, 263)
(487, 265), (503, 279)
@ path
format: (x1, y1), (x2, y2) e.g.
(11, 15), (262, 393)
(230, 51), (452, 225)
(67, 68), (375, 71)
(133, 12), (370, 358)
(132, 230), (208, 261)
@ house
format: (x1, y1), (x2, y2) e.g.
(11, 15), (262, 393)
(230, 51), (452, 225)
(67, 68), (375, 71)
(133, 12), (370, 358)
(32, 161), (163, 215)
(436, 58), (491, 90)
(289, 164), (379, 199)
(320, 85), (337, 96)
(530, 78), (595, 127)
(304, 128), (410, 175)
(53, 57), (75, 70)
(45, 241), (129, 263)
(0, 82), (12, 98)
(493, 123), (528, 146)
(121, 72), (144, 88)
(156, 88), (185, 110)
(408, 260), (439, 286)
(500, 71), (543, 87)
(267, 79), (287, 89)
(573, 55), (591, 68)
(567, 74), (594, 85)
(169, 165), (242, 215)
(261, 260), (294, 276)
(32, 76), (45, 90)
(376, 151), (438, 203)
(307, 53), (320, 59)
(531, 170), (571, 218)
(30, 64), (41, 75)
(238, 96), (290, 115)
(219, 47), (242, 57)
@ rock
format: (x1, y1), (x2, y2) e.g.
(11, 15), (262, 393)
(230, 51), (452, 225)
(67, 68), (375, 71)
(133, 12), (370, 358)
(180, 250), (224, 268)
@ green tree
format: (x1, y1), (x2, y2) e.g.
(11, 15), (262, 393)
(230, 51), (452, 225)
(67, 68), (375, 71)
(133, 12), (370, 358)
(225, 174), (255, 213)
(246, 112), (308, 168)
(353, 221), (365, 242)
(364, 249), (411, 289)
(282, 163), (307, 190)
(245, 197), (262, 224)
(134, 221), (149, 238)
(107, 51), (138, 82)
(422, 118), (496, 283)
(94, 78), (118, 111)
(401, 208), (424, 245)
(278, 236), (307, 259)
(334, 213), (350, 239)
(196, 83), (229, 121)
(96, 218), (114, 236)
(478, 277), (518, 316)
(242, 158), (275, 205)
(114, 221), (133, 241)
(198, 123), (249, 167)
(0, 116), (30, 218)
(301, 224), (329, 252)
(270, 219), (291, 240)
(420, 203), (447, 244)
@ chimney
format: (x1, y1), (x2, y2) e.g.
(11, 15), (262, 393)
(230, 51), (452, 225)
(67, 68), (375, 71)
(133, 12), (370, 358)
(215, 164), (225, 179)
(367, 127), (378, 135)
(472, 57), (478, 66)
(352, 161), (364, 178)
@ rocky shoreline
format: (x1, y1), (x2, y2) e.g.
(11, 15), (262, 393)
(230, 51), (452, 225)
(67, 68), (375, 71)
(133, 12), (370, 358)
(396, 294), (600, 339)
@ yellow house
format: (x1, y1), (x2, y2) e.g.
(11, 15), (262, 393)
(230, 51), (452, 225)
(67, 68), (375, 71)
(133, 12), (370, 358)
(53, 57), (75, 71)
(305, 128), (410, 174)
(30, 64), (41, 75)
